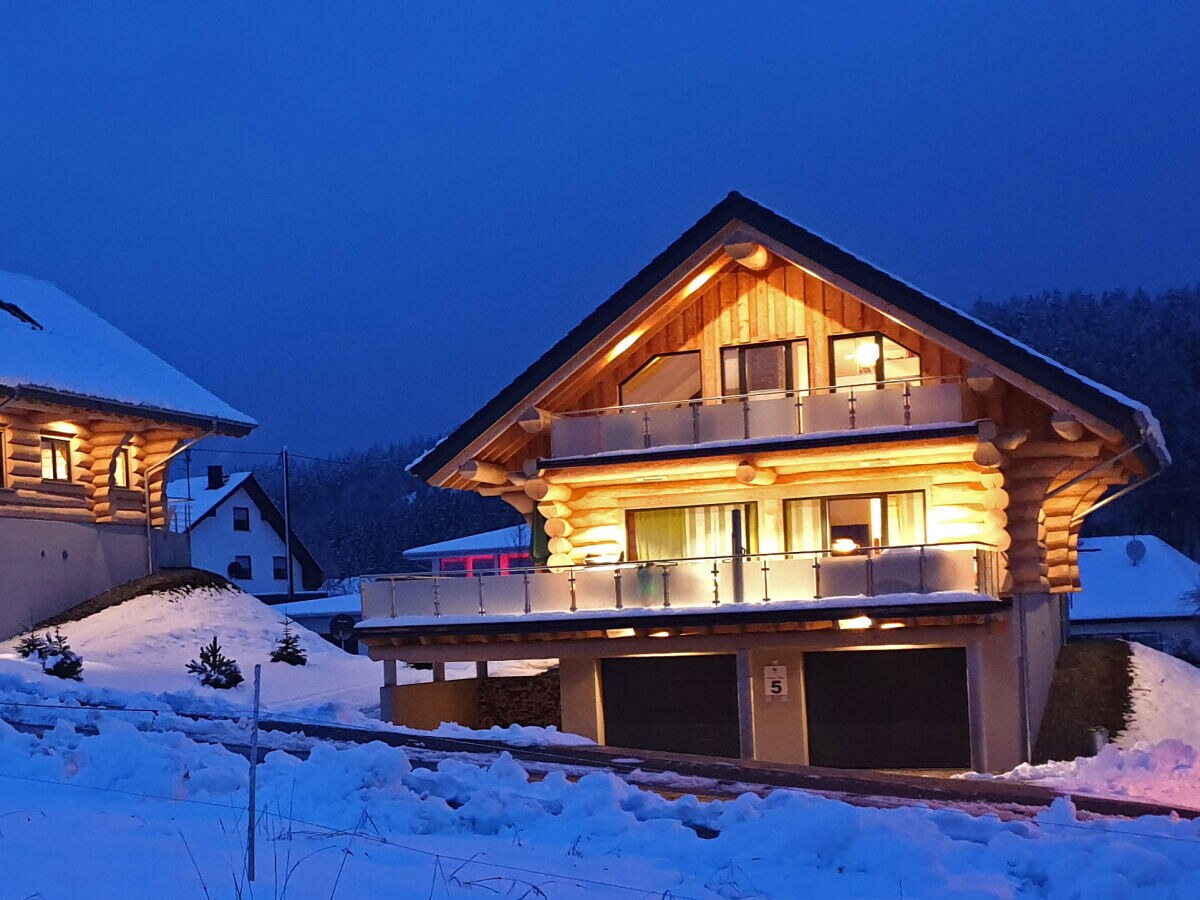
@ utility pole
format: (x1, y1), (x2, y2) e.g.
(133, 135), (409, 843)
(282, 447), (295, 604)
(247, 663), (262, 882)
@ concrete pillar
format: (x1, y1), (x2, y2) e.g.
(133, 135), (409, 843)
(735, 649), (755, 760)
(558, 656), (604, 743)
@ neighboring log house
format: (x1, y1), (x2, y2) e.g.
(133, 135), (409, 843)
(358, 192), (1168, 771)
(0, 270), (255, 635)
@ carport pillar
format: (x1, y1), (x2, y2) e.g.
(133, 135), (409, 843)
(559, 657), (604, 744)
(736, 649), (755, 760)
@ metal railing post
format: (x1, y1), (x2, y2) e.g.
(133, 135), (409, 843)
(848, 389), (857, 429)
(712, 561), (720, 606)
(918, 546), (927, 593)
(388, 579), (397, 618)
(642, 410), (652, 448)
(761, 558), (771, 603)
(433, 578), (441, 617)
(691, 403), (701, 444)
(903, 382), (913, 426)
(661, 566), (671, 608)
(866, 551), (875, 596)
(523, 572), (531, 614)
(568, 570), (578, 612)
(477, 574), (485, 615)
(614, 569), (623, 609)
(794, 395), (804, 434)
(813, 555), (822, 600)
(742, 396), (751, 439)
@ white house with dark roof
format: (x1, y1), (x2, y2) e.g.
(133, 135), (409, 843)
(0, 269), (255, 635)
(1071, 534), (1200, 658)
(402, 524), (532, 575)
(166, 466), (324, 603)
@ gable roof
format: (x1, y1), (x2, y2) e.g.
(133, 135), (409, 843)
(403, 524), (531, 560)
(0, 269), (255, 434)
(410, 191), (1167, 483)
(1072, 535), (1199, 621)
(165, 471), (324, 591)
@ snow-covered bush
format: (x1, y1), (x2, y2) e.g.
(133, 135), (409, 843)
(269, 620), (307, 666)
(186, 636), (244, 689)
(40, 628), (84, 681)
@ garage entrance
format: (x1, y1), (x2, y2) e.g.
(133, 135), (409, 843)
(600, 655), (741, 758)
(803, 648), (971, 769)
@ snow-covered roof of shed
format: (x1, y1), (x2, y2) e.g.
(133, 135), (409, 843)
(165, 471), (254, 531)
(1072, 535), (1199, 621)
(0, 270), (255, 433)
(403, 524), (531, 559)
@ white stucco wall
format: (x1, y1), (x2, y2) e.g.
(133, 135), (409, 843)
(187, 486), (305, 598)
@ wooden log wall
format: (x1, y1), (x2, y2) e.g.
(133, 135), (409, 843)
(0, 404), (194, 527)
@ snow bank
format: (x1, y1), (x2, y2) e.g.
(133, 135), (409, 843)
(3, 716), (1200, 898)
(1124, 641), (1200, 747)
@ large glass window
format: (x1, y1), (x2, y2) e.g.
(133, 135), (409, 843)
(41, 436), (71, 482)
(785, 492), (925, 552)
(830, 333), (919, 388)
(620, 352), (702, 406)
(721, 340), (809, 398)
(627, 502), (757, 561)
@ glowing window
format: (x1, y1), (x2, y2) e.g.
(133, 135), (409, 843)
(830, 333), (919, 388)
(112, 448), (131, 489)
(41, 436), (72, 482)
(620, 352), (702, 406)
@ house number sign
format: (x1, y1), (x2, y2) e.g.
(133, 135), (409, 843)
(764, 665), (788, 696)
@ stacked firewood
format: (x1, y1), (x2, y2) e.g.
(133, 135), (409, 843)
(477, 669), (561, 729)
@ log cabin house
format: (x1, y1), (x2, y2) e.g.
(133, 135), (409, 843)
(358, 192), (1168, 771)
(0, 270), (255, 635)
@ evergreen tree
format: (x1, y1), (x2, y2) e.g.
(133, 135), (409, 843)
(269, 620), (308, 666)
(41, 627), (83, 681)
(14, 627), (48, 660)
(186, 636), (245, 689)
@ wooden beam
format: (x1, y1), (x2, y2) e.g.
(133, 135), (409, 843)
(458, 459), (509, 485)
(735, 461), (777, 486)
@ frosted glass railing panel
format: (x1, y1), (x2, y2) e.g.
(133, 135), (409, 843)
(764, 556), (817, 602)
(573, 568), (621, 611)
(361, 581), (395, 618)
(697, 403), (744, 443)
(803, 392), (851, 433)
(551, 417), (600, 457)
(871, 549), (924, 594)
(666, 561), (717, 608)
(715, 559), (741, 604)
(433, 578), (484, 616)
(748, 396), (799, 439)
(852, 387), (902, 430)
(481, 580), (526, 616)
(907, 382), (963, 425)
(923, 547), (976, 592)
(526, 572), (569, 614)
(628, 566), (667, 607)
(599, 410), (645, 453)
(818, 555), (869, 598)
(647, 405), (696, 448)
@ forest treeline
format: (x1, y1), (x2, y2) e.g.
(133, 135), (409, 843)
(258, 284), (1200, 580)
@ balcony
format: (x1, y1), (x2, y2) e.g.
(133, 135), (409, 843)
(360, 542), (1002, 624)
(547, 377), (965, 459)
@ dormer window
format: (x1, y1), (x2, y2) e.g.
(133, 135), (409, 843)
(41, 436), (72, 482)
(830, 333), (919, 389)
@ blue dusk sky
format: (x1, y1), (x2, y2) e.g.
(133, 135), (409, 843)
(0, 2), (1196, 455)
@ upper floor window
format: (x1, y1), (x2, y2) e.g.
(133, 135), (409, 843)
(830, 333), (919, 389)
(627, 502), (758, 561)
(722, 340), (809, 399)
(41, 436), (72, 482)
(784, 491), (926, 554)
(619, 351), (702, 406)
(233, 506), (250, 531)
(112, 448), (131, 489)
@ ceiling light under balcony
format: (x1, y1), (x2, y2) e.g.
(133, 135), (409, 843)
(648, 629), (672, 638)
(838, 615), (873, 630)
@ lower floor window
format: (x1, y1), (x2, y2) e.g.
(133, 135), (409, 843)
(785, 492), (925, 553)
(627, 502), (758, 561)
(232, 555), (252, 579)
(273, 556), (288, 580)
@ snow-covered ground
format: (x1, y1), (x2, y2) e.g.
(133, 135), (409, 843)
(0, 585), (562, 742)
(971, 643), (1200, 809)
(3, 714), (1200, 899)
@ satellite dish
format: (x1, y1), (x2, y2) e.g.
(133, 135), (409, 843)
(329, 613), (357, 641)
(1126, 538), (1146, 567)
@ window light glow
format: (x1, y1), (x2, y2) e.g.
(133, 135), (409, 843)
(43, 421), (79, 435)
(831, 537), (860, 555)
(879, 621), (907, 630)
(605, 628), (636, 639)
(838, 615), (873, 630)
(683, 268), (715, 296)
(648, 629), (671, 638)
(855, 341), (881, 368)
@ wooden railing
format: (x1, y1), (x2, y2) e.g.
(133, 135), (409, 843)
(360, 542), (1001, 622)
(549, 376), (965, 457)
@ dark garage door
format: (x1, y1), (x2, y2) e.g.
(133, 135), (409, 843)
(803, 648), (971, 769)
(601, 655), (740, 758)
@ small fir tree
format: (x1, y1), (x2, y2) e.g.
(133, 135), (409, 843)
(41, 627), (84, 681)
(269, 620), (308, 666)
(14, 627), (49, 660)
(186, 636), (244, 689)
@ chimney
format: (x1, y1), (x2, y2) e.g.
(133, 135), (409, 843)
(207, 465), (224, 490)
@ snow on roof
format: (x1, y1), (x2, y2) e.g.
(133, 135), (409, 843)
(1072, 535), (1199, 621)
(403, 524), (531, 558)
(0, 269), (255, 430)
(277, 592), (362, 618)
(164, 471), (254, 531)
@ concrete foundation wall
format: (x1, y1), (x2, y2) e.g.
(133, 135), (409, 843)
(1021, 592), (1065, 751)
(381, 680), (481, 730)
(0, 519), (188, 638)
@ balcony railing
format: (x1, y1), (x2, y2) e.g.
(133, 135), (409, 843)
(361, 542), (1001, 622)
(548, 376), (965, 458)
